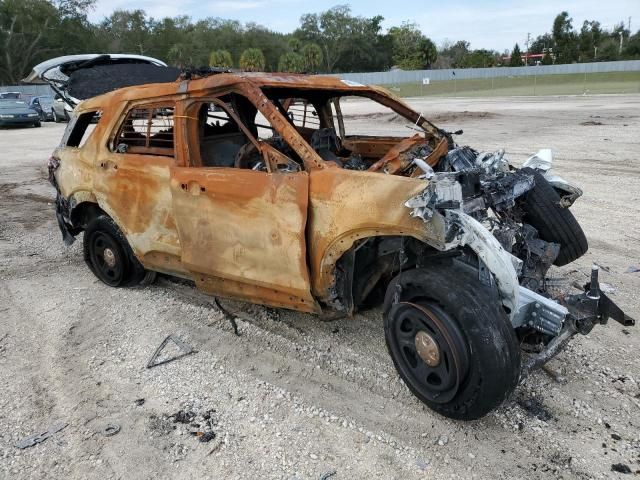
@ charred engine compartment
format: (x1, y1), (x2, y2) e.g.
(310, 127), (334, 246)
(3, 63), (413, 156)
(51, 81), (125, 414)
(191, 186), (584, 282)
(329, 144), (578, 345)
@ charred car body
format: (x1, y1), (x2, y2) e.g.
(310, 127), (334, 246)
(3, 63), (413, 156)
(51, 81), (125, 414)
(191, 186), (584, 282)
(26, 55), (635, 420)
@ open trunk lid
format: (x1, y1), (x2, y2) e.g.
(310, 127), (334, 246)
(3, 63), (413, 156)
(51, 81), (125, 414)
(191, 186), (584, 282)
(22, 54), (180, 106)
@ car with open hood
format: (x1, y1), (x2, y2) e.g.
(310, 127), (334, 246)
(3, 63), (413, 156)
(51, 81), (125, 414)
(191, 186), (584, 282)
(26, 54), (635, 420)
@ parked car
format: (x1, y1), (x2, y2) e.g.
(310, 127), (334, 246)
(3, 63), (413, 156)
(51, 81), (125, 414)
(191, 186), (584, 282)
(0, 91), (21, 99)
(0, 99), (41, 127)
(51, 95), (73, 122)
(27, 55), (634, 420)
(28, 95), (54, 121)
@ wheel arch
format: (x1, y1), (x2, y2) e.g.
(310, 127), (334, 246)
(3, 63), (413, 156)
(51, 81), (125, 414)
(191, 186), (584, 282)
(315, 226), (442, 313)
(67, 191), (103, 230)
(315, 211), (521, 320)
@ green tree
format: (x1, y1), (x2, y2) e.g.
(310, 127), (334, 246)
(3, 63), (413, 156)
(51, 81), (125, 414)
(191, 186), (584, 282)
(301, 43), (323, 72)
(239, 48), (265, 71)
(168, 41), (200, 67)
(278, 51), (304, 72)
(54, 0), (95, 18)
(460, 49), (499, 68)
(509, 43), (523, 66)
(597, 37), (621, 61)
(437, 40), (471, 68)
(99, 9), (151, 54)
(242, 22), (289, 71)
(541, 50), (553, 65)
(552, 11), (578, 63)
(0, 0), (61, 84)
(388, 21), (436, 69)
(287, 37), (301, 53)
(623, 30), (640, 59)
(578, 20), (602, 61)
(335, 14), (390, 72)
(209, 49), (233, 68)
(530, 33), (553, 54)
(297, 5), (351, 72)
(296, 5), (389, 72)
(416, 37), (437, 68)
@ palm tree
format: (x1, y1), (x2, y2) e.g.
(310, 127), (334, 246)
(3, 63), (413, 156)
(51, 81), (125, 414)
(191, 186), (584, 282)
(239, 48), (266, 72)
(301, 43), (323, 73)
(209, 50), (233, 68)
(278, 52), (305, 73)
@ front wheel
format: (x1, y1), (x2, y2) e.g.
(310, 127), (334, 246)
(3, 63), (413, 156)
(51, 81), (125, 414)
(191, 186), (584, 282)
(383, 263), (521, 420)
(519, 167), (588, 266)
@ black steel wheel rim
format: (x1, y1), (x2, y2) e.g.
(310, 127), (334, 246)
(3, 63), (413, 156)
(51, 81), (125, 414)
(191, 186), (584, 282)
(89, 232), (124, 286)
(388, 301), (470, 404)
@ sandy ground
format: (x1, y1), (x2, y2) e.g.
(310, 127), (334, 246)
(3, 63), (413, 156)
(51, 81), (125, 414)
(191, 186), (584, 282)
(1, 95), (639, 480)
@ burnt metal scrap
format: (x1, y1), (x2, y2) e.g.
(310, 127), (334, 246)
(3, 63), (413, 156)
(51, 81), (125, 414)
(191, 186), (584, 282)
(31, 54), (635, 420)
(15, 421), (68, 449)
(147, 335), (196, 369)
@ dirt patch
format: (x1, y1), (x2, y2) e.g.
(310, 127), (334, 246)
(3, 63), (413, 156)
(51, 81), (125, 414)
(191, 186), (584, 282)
(343, 110), (498, 124)
(428, 111), (498, 122)
(580, 120), (604, 126)
(1, 99), (639, 480)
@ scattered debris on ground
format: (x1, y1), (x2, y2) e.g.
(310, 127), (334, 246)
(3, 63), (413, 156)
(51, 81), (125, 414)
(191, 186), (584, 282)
(146, 334), (196, 368)
(611, 463), (632, 474)
(14, 421), (67, 449)
(101, 424), (120, 437)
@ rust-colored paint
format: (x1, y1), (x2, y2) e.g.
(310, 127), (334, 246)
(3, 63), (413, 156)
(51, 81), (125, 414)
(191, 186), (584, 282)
(307, 167), (441, 299)
(368, 134), (425, 174)
(342, 136), (408, 159)
(57, 72), (450, 314)
(169, 167), (318, 311)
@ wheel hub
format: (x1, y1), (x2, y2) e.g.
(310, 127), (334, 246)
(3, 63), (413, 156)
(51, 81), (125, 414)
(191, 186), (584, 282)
(386, 301), (470, 404)
(415, 330), (440, 367)
(103, 247), (116, 268)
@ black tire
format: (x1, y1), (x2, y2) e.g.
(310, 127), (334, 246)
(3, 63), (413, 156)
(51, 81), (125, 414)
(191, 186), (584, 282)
(519, 167), (588, 266)
(83, 215), (150, 287)
(52, 109), (61, 123)
(34, 121), (41, 128)
(383, 263), (521, 420)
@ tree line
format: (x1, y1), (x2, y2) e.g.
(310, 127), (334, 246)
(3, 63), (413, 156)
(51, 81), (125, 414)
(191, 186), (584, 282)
(1, 1), (639, 85)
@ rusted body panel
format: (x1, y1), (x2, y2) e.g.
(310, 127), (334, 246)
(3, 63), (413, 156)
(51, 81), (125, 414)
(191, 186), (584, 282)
(64, 94), (185, 273)
(307, 168), (447, 300)
(169, 168), (318, 312)
(54, 72), (450, 313)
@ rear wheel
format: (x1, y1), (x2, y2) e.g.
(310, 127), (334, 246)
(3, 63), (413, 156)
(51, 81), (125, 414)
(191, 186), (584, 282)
(83, 215), (153, 287)
(383, 263), (520, 420)
(52, 109), (60, 123)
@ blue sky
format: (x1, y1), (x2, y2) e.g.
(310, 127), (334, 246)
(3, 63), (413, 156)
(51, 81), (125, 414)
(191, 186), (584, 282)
(89, 0), (640, 52)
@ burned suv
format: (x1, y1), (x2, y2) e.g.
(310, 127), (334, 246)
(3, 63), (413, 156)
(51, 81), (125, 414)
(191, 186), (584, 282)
(28, 55), (634, 420)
